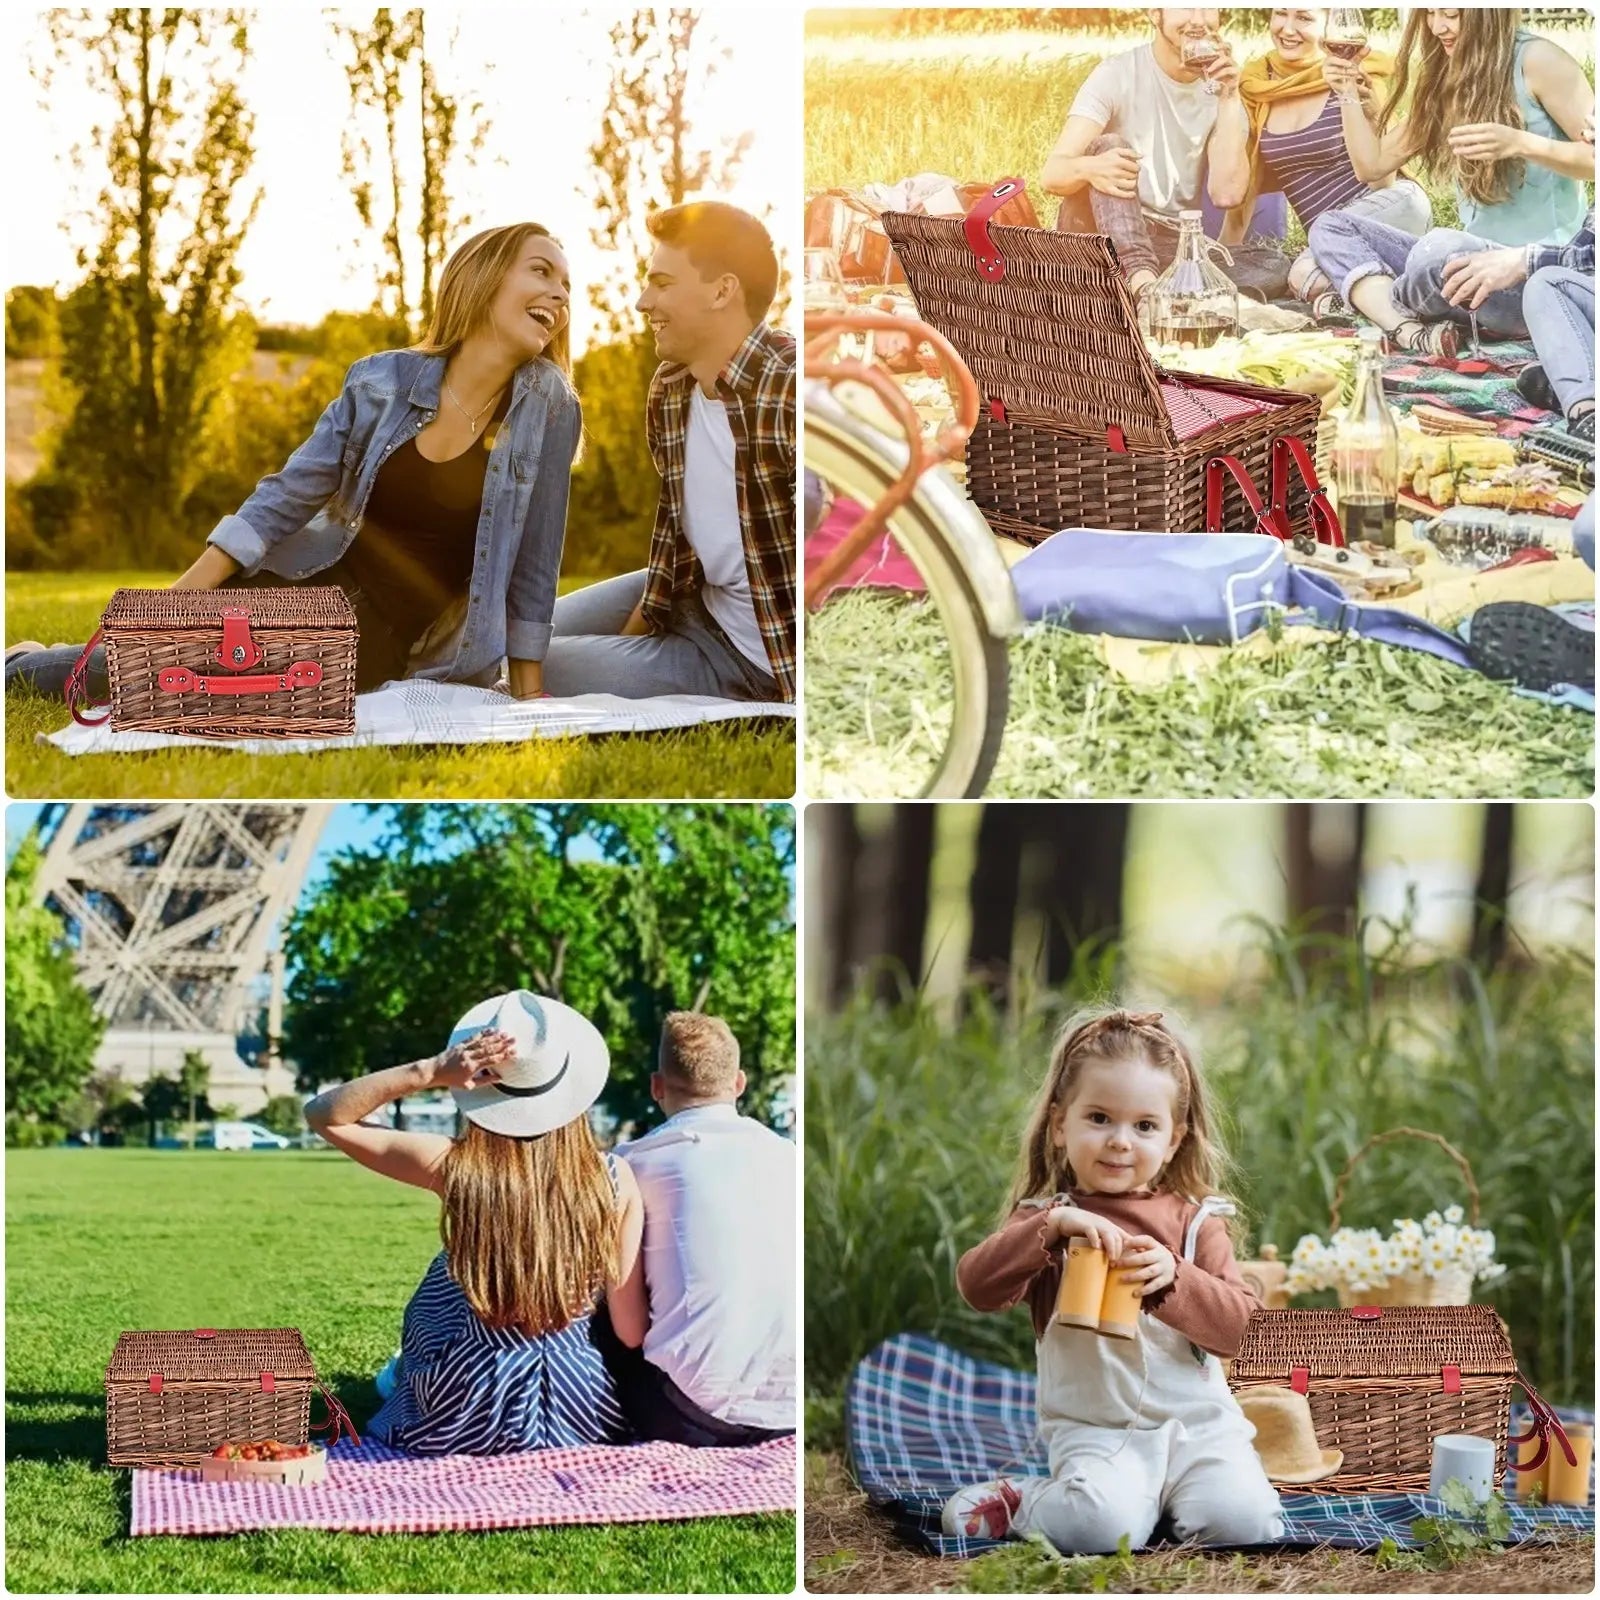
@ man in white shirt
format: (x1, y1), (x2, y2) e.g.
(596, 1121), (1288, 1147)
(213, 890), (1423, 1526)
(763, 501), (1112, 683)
(601, 1012), (796, 1446)
(1045, 9), (1289, 301)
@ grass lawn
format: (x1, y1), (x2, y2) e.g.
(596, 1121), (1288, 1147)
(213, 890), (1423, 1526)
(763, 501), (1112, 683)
(4, 1150), (795, 1594)
(4, 572), (795, 800)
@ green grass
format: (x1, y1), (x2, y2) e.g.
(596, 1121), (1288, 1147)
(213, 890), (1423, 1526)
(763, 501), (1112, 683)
(805, 925), (1594, 1402)
(5, 1150), (794, 1593)
(4, 572), (795, 800)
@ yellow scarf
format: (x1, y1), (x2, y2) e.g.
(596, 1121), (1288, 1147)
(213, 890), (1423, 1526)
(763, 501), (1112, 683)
(1232, 48), (1397, 228)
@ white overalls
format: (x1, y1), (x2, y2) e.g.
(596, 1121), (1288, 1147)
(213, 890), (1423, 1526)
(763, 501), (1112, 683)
(1011, 1197), (1286, 1553)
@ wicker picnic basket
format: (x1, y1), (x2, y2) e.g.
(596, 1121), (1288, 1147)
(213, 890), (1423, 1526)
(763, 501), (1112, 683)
(881, 181), (1335, 546)
(1229, 1304), (1571, 1496)
(66, 587), (358, 739)
(106, 1327), (353, 1467)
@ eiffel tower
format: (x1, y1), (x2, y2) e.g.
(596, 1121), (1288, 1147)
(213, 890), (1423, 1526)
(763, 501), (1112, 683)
(33, 804), (328, 1112)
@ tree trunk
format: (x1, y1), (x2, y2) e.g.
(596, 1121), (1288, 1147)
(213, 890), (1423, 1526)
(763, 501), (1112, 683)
(1037, 804), (1129, 984)
(873, 807), (935, 1004)
(1471, 803), (1516, 969)
(967, 804), (1022, 1002)
(133, 10), (160, 532)
(1285, 804), (1368, 955)
(816, 806), (862, 1009)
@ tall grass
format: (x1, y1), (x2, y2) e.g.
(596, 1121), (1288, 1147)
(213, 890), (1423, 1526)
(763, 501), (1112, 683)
(804, 924), (1594, 1405)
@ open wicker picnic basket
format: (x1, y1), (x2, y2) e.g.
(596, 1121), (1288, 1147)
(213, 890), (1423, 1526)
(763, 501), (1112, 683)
(66, 587), (358, 739)
(106, 1327), (356, 1467)
(881, 180), (1336, 546)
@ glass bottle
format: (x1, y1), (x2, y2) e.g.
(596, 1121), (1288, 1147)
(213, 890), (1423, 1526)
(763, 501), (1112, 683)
(1144, 211), (1239, 350)
(1331, 327), (1399, 548)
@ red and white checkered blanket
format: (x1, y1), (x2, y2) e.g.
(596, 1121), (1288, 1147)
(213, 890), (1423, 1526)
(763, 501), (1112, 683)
(131, 1435), (796, 1536)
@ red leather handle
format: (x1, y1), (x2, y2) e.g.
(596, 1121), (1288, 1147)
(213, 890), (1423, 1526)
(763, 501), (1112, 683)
(1508, 1376), (1577, 1472)
(312, 1382), (360, 1449)
(1272, 436), (1344, 546)
(159, 662), (323, 696)
(1205, 454), (1276, 536)
(963, 178), (1025, 282)
(65, 628), (112, 726)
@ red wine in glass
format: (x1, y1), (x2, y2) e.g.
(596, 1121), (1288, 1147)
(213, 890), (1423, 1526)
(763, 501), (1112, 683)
(1325, 9), (1368, 102)
(1324, 37), (1368, 61)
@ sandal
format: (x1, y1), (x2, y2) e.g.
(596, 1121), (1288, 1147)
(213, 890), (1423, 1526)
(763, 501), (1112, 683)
(1468, 601), (1595, 694)
(1391, 319), (1459, 360)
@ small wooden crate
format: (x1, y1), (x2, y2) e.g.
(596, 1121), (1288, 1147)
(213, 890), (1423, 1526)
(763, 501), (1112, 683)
(882, 198), (1325, 543)
(106, 1329), (316, 1467)
(199, 1445), (328, 1486)
(81, 587), (358, 739)
(1229, 1305), (1518, 1496)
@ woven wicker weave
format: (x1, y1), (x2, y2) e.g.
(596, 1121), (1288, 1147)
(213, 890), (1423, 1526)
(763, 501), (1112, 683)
(1230, 1305), (1517, 1495)
(92, 587), (357, 739)
(881, 208), (1324, 543)
(106, 1328), (315, 1466)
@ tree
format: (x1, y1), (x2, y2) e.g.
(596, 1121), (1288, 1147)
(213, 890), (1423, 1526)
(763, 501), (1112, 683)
(61, 1069), (135, 1144)
(330, 10), (489, 331)
(1471, 804), (1518, 969)
(5, 286), (58, 359)
(139, 1073), (186, 1145)
(257, 1094), (306, 1140)
(5, 839), (105, 1131)
(282, 805), (795, 1129)
(178, 1050), (212, 1147)
(37, 11), (259, 563)
(1286, 804), (1368, 959)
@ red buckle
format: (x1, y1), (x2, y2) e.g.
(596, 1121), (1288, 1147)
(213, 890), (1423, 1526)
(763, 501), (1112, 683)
(989, 397), (1008, 424)
(216, 607), (264, 671)
(1442, 1364), (1462, 1395)
(260, 1371), (276, 1394)
(1106, 424), (1127, 453)
(148, 1374), (163, 1395)
(963, 177), (1025, 282)
(1290, 1366), (1309, 1395)
(1350, 1306), (1383, 1320)
(193, 1329), (217, 1340)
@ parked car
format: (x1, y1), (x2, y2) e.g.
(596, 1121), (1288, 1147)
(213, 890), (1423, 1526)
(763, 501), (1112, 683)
(205, 1121), (291, 1151)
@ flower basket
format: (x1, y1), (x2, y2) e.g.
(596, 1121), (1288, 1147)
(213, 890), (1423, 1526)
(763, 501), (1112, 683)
(1288, 1128), (1503, 1308)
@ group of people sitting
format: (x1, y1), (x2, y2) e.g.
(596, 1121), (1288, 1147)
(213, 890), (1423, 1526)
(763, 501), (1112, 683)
(1049, 7), (1595, 441)
(305, 1002), (795, 1454)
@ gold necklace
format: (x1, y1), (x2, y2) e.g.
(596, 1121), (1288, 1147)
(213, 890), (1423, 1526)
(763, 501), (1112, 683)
(443, 378), (504, 435)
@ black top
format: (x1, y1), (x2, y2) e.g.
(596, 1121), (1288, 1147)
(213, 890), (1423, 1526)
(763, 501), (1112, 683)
(344, 388), (511, 649)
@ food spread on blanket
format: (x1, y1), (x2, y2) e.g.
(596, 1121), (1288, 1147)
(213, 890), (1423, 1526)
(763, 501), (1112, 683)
(1399, 429), (1583, 516)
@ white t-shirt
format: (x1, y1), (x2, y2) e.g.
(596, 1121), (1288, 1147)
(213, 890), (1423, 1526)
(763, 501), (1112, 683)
(682, 388), (769, 674)
(1068, 43), (1217, 219)
(616, 1104), (796, 1429)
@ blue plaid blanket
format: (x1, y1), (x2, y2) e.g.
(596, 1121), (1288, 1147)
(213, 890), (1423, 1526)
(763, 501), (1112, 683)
(847, 1333), (1595, 1556)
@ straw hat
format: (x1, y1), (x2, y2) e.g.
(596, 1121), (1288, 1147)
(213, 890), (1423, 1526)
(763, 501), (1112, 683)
(448, 990), (609, 1138)
(1237, 1386), (1344, 1484)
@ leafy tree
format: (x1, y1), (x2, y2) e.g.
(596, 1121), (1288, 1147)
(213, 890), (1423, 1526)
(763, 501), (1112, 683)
(61, 1069), (136, 1142)
(138, 1072), (187, 1145)
(35, 10), (260, 564)
(5, 286), (58, 359)
(257, 1094), (307, 1139)
(178, 1050), (213, 1147)
(5, 839), (105, 1132)
(282, 805), (795, 1129)
(329, 9), (489, 331)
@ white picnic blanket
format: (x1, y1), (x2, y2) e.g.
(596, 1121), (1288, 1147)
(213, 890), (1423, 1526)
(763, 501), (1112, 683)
(45, 679), (794, 755)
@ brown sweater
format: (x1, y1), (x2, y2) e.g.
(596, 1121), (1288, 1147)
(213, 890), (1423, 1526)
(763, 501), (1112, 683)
(955, 1190), (1260, 1357)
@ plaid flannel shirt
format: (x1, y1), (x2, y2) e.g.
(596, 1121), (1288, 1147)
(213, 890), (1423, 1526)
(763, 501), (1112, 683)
(639, 321), (796, 701)
(1526, 207), (1595, 278)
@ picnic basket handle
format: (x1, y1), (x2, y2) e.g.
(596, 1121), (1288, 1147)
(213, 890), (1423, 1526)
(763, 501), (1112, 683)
(311, 1381), (360, 1450)
(963, 177), (1027, 282)
(1205, 455), (1278, 537)
(64, 628), (112, 726)
(1270, 436), (1344, 547)
(1328, 1127), (1480, 1231)
(1508, 1372), (1576, 1473)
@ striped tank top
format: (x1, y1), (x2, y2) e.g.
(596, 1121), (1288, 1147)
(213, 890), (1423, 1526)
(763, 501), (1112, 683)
(1256, 95), (1369, 230)
(367, 1154), (629, 1455)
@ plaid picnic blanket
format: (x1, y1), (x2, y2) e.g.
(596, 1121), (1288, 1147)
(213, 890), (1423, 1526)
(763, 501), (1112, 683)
(1384, 339), (1553, 439)
(847, 1333), (1594, 1556)
(131, 1433), (795, 1536)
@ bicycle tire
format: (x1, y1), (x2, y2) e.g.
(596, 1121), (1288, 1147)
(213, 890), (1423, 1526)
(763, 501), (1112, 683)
(806, 410), (1010, 799)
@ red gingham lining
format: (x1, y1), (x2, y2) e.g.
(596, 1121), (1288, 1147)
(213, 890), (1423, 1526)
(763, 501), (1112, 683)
(1160, 380), (1279, 442)
(130, 1435), (796, 1536)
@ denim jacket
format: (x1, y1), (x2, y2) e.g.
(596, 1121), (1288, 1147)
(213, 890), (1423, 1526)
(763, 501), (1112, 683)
(206, 349), (580, 685)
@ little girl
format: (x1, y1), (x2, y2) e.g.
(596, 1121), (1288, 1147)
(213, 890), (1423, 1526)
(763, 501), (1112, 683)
(943, 1009), (1284, 1554)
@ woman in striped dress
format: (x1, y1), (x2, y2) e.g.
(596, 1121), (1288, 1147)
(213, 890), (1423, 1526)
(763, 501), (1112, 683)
(305, 991), (647, 1454)
(1223, 9), (1431, 315)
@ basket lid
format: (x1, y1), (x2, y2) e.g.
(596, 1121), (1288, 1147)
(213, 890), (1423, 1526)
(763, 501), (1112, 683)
(101, 588), (357, 632)
(881, 205), (1175, 448)
(1231, 1305), (1517, 1382)
(107, 1328), (315, 1382)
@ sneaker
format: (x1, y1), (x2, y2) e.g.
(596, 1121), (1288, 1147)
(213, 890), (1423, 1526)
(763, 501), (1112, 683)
(941, 1478), (1022, 1540)
(1568, 407), (1596, 443)
(1469, 602), (1595, 694)
(1309, 290), (1352, 323)
(1392, 319), (1459, 361)
(1516, 363), (1559, 414)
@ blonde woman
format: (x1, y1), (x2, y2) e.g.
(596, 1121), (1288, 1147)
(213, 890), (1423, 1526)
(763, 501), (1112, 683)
(7, 224), (579, 702)
(306, 993), (648, 1454)
(1307, 8), (1594, 355)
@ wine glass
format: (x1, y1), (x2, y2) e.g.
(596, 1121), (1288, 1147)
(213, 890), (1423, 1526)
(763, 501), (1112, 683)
(1325, 8), (1369, 106)
(1466, 308), (1484, 360)
(1181, 34), (1223, 96)
(804, 247), (876, 367)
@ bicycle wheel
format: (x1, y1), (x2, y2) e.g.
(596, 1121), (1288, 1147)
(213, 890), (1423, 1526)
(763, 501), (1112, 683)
(805, 391), (1019, 799)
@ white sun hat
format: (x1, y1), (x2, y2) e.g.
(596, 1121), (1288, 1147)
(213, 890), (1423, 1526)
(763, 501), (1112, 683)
(447, 990), (609, 1137)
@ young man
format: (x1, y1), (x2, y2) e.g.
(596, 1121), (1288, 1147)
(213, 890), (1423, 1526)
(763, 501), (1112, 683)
(601, 1012), (796, 1447)
(1044, 8), (1288, 301)
(541, 202), (795, 702)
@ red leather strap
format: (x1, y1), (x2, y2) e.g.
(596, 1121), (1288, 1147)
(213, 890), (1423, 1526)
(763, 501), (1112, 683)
(194, 1329), (217, 1339)
(1106, 424), (1127, 453)
(148, 1374), (163, 1395)
(989, 397), (1008, 424)
(1205, 454), (1275, 536)
(1509, 1375), (1576, 1472)
(260, 1371), (276, 1394)
(1441, 1364), (1461, 1395)
(963, 178), (1026, 282)
(312, 1382), (361, 1450)
(216, 606), (265, 670)
(65, 628), (112, 726)
(1272, 435), (1343, 546)
(158, 662), (323, 696)
(1290, 1366), (1310, 1395)
(1350, 1306), (1382, 1320)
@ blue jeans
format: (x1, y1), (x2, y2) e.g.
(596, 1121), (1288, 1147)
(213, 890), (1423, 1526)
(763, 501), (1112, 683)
(1523, 266), (1595, 415)
(1306, 216), (1530, 338)
(1574, 493), (1596, 571)
(541, 571), (779, 700)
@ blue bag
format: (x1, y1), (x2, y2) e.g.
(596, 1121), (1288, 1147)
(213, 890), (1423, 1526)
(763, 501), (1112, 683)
(1010, 529), (1474, 670)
